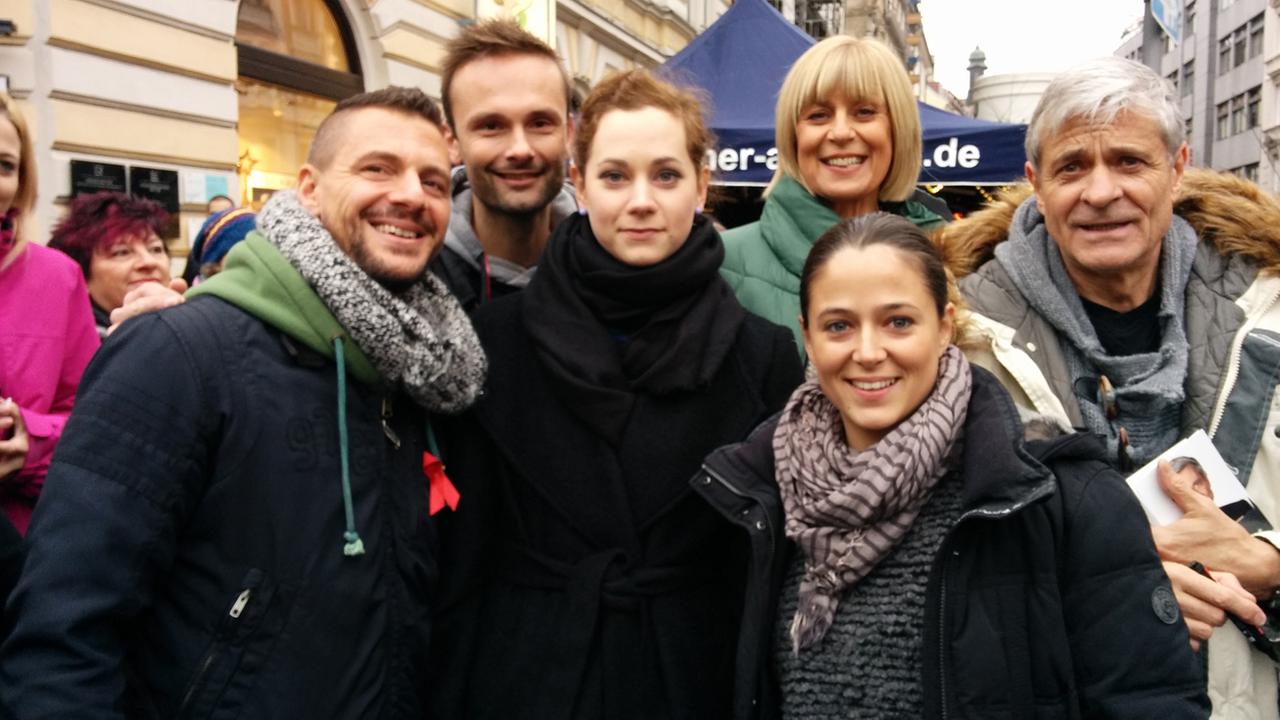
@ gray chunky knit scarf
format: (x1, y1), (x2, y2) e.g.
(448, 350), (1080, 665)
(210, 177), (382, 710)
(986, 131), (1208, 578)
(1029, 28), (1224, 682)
(995, 197), (1196, 467)
(774, 346), (972, 652)
(258, 190), (486, 413)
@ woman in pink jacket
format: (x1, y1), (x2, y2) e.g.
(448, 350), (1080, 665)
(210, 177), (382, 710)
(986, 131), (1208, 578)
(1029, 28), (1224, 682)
(0, 94), (99, 534)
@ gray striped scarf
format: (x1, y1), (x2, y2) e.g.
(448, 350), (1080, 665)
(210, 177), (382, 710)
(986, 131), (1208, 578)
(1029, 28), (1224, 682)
(774, 346), (972, 652)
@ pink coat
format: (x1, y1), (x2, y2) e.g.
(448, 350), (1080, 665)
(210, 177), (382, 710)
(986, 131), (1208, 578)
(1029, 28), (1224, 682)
(0, 243), (99, 533)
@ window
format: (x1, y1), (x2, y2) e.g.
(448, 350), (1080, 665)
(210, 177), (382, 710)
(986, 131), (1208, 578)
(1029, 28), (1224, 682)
(1248, 86), (1261, 129)
(1220, 36), (1233, 74)
(1181, 61), (1194, 97)
(1250, 14), (1264, 59)
(1234, 27), (1247, 68)
(1185, 1), (1195, 36)
(235, 0), (363, 210)
(1237, 163), (1259, 182)
(1218, 101), (1230, 139)
(1167, 70), (1178, 93)
(1185, 116), (1193, 143)
(1232, 95), (1246, 135)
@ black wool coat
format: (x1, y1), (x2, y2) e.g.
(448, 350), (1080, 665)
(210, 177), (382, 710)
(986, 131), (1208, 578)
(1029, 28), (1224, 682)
(430, 293), (803, 720)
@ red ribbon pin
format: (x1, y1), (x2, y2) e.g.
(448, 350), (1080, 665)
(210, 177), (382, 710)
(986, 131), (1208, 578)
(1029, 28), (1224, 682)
(423, 451), (460, 516)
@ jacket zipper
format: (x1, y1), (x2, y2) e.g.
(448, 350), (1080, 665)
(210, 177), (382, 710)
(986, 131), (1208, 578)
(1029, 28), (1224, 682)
(700, 463), (775, 557)
(177, 588), (253, 715)
(937, 560), (949, 720)
(229, 588), (252, 618)
(1209, 280), (1280, 437)
(381, 396), (401, 449)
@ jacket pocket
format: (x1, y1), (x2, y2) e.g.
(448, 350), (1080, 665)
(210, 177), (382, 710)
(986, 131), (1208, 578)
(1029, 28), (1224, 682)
(176, 568), (289, 720)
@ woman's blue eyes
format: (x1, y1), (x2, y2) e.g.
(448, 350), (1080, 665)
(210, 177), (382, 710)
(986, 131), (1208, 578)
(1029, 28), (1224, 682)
(598, 170), (683, 184)
(824, 317), (914, 333)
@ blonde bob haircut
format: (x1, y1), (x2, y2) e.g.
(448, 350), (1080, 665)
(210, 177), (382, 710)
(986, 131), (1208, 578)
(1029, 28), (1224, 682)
(0, 93), (35, 268)
(769, 35), (921, 203)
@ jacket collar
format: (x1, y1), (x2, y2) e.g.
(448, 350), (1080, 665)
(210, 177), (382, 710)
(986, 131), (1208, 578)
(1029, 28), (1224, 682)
(761, 176), (944, 279)
(939, 168), (1280, 281)
(701, 414), (780, 496)
(759, 176), (843, 278)
(954, 367), (1058, 515)
(187, 232), (380, 384)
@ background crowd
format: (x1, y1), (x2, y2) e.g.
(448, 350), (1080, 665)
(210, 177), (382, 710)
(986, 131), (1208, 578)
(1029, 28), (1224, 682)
(0, 16), (1276, 720)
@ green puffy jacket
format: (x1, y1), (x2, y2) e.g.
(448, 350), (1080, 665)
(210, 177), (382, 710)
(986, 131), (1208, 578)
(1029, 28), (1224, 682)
(720, 175), (946, 354)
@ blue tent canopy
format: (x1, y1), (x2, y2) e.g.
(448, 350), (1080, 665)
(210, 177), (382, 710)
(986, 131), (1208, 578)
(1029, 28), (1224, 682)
(916, 103), (1028, 185)
(660, 0), (1028, 186)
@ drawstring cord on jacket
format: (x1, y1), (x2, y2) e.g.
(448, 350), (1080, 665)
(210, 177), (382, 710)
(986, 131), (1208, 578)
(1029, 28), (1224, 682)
(332, 336), (366, 557)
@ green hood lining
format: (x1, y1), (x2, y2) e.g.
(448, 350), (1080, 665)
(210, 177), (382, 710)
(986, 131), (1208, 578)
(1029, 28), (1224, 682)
(187, 232), (380, 385)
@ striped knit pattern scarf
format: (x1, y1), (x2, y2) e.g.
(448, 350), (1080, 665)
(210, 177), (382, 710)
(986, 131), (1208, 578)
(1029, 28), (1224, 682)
(774, 346), (972, 652)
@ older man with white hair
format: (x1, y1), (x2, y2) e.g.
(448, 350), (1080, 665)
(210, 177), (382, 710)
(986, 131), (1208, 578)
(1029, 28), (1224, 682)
(942, 57), (1280, 718)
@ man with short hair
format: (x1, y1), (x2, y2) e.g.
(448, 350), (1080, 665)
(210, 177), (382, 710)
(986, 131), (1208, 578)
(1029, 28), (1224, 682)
(0, 87), (487, 718)
(942, 57), (1280, 717)
(431, 18), (576, 310)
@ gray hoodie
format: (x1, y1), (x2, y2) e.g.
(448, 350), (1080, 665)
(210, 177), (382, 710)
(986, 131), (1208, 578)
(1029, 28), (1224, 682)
(429, 167), (577, 312)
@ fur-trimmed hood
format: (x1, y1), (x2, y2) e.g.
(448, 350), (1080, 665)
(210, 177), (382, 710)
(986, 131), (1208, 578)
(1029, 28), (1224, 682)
(937, 168), (1280, 278)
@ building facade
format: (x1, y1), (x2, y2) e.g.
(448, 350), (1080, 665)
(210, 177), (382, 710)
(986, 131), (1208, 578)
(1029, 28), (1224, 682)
(968, 72), (1055, 124)
(1116, 0), (1277, 190)
(0, 0), (723, 256)
(772, 0), (944, 108)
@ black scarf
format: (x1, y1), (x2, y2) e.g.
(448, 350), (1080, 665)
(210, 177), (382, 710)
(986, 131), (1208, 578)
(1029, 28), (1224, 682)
(524, 212), (746, 444)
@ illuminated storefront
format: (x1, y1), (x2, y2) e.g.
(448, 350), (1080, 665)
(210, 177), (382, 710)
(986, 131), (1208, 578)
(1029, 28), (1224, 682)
(235, 0), (361, 209)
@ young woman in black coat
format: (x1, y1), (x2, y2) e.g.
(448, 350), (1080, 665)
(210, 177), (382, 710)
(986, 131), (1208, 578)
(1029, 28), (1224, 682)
(695, 213), (1210, 719)
(429, 69), (803, 720)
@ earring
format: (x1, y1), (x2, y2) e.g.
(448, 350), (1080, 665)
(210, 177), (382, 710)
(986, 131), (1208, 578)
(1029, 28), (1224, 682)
(577, 207), (588, 216)
(695, 206), (703, 215)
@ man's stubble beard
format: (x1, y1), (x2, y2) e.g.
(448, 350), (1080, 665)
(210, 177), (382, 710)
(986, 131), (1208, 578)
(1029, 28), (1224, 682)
(470, 161), (565, 220)
(337, 213), (435, 294)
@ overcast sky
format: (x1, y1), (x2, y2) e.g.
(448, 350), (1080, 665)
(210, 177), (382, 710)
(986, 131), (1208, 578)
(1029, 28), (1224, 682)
(920, 1), (1147, 99)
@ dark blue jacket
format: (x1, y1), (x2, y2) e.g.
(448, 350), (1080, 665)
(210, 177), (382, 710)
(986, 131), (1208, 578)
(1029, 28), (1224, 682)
(0, 295), (438, 719)
(694, 367), (1210, 719)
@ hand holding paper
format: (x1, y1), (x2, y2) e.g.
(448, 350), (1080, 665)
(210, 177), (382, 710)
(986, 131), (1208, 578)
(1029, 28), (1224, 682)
(1153, 459), (1280, 597)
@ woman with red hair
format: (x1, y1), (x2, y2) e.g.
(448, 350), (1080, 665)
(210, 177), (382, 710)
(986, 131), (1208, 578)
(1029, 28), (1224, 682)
(0, 96), (99, 535)
(48, 192), (171, 337)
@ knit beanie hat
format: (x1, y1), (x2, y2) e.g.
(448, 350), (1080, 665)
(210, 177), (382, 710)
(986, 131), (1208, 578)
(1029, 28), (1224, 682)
(193, 207), (257, 267)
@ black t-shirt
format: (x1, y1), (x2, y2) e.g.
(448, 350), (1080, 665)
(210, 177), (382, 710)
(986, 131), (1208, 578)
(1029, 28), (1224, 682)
(1081, 290), (1162, 356)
